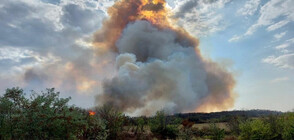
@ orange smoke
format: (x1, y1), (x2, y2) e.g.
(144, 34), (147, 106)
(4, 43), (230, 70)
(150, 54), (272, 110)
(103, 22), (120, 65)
(93, 0), (198, 52)
(195, 61), (237, 113)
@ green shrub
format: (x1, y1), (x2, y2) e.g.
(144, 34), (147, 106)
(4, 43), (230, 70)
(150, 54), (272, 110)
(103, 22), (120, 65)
(0, 88), (108, 139)
(83, 114), (108, 140)
(209, 123), (225, 140)
(280, 113), (294, 140)
(149, 110), (179, 139)
(96, 105), (125, 140)
(239, 119), (274, 140)
(226, 116), (247, 135)
(179, 119), (195, 140)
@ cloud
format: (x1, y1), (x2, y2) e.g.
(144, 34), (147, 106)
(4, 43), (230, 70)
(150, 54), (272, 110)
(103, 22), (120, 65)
(237, 0), (261, 16)
(287, 38), (294, 43)
(262, 53), (294, 69)
(267, 20), (290, 31)
(270, 77), (289, 83)
(173, 0), (231, 37)
(0, 47), (37, 62)
(0, 0), (111, 107)
(61, 4), (104, 33)
(230, 0), (294, 42)
(229, 35), (242, 42)
(275, 44), (289, 50)
(274, 31), (287, 40)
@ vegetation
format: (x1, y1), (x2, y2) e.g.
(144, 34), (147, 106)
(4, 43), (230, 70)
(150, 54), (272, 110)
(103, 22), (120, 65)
(0, 87), (293, 140)
(149, 110), (179, 139)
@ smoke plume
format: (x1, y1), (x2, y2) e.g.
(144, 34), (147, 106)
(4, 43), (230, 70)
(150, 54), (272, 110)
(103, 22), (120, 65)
(94, 0), (236, 116)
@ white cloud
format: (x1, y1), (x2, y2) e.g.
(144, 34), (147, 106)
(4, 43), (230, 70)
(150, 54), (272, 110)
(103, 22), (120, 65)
(275, 44), (289, 50)
(229, 35), (242, 42)
(274, 31), (287, 40)
(270, 77), (289, 83)
(230, 0), (294, 42)
(287, 38), (294, 43)
(0, 0), (111, 107)
(262, 53), (294, 69)
(237, 0), (261, 16)
(267, 20), (290, 31)
(174, 0), (231, 37)
(0, 47), (35, 62)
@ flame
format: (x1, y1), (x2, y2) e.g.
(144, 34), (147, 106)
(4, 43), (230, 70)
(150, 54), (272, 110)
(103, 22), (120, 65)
(92, 0), (174, 52)
(137, 0), (169, 26)
(89, 111), (96, 116)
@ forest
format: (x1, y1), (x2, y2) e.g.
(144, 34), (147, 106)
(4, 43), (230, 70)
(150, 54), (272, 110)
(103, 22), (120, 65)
(0, 88), (293, 140)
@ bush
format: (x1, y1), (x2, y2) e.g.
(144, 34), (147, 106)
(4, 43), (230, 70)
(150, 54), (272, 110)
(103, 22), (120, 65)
(239, 119), (274, 140)
(0, 88), (108, 139)
(209, 123), (225, 140)
(280, 113), (294, 139)
(96, 105), (125, 140)
(179, 119), (195, 140)
(149, 110), (179, 139)
(82, 114), (109, 140)
(226, 116), (247, 135)
(238, 113), (294, 140)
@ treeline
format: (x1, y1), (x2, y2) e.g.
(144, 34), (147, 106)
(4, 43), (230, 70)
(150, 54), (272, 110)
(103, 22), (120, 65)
(0, 88), (294, 140)
(173, 110), (282, 123)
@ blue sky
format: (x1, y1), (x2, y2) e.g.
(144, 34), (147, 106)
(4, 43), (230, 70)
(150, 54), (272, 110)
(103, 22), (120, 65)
(0, 0), (293, 112)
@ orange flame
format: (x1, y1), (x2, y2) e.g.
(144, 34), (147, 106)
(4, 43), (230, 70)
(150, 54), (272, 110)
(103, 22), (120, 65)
(89, 111), (96, 116)
(93, 0), (177, 52)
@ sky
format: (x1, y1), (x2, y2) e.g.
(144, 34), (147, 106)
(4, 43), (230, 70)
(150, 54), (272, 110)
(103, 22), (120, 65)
(0, 0), (293, 112)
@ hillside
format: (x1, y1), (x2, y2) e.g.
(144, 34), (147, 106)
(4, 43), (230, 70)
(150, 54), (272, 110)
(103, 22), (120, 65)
(172, 110), (283, 123)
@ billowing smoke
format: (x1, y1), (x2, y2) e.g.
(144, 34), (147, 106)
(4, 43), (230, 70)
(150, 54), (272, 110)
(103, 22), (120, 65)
(94, 0), (236, 116)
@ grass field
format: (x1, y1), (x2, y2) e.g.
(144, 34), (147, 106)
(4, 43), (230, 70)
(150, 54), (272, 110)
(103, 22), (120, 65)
(193, 122), (229, 131)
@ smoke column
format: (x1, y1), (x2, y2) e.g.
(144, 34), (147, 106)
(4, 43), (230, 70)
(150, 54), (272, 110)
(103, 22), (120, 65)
(94, 0), (236, 116)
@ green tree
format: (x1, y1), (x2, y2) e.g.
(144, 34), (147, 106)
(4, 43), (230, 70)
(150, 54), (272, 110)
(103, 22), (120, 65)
(280, 113), (294, 140)
(239, 119), (274, 140)
(96, 105), (125, 140)
(149, 110), (179, 139)
(0, 87), (108, 139)
(227, 116), (247, 135)
(83, 113), (109, 140)
(179, 119), (195, 140)
(209, 123), (225, 140)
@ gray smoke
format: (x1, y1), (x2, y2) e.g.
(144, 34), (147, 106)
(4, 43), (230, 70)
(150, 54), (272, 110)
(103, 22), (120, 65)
(96, 21), (235, 116)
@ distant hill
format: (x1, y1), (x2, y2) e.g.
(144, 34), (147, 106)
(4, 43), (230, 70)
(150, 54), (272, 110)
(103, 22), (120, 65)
(171, 110), (283, 123)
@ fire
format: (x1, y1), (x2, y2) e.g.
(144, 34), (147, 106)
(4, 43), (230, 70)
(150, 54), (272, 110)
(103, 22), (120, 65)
(92, 0), (173, 52)
(137, 0), (169, 26)
(89, 111), (96, 116)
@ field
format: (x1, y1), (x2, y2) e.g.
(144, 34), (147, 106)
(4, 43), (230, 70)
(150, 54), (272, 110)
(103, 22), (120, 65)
(193, 123), (229, 131)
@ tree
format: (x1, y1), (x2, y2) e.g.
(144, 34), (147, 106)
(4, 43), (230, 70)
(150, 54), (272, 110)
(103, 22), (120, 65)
(280, 113), (294, 140)
(82, 113), (108, 140)
(179, 119), (195, 140)
(149, 110), (179, 139)
(0, 87), (108, 139)
(239, 119), (273, 140)
(209, 123), (225, 140)
(227, 115), (247, 135)
(95, 105), (125, 140)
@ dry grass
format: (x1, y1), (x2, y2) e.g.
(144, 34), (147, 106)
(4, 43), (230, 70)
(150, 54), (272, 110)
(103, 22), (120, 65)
(192, 122), (229, 131)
